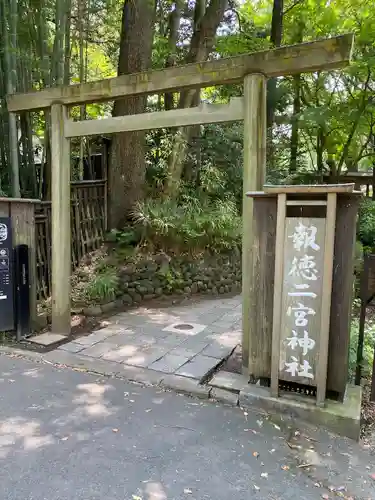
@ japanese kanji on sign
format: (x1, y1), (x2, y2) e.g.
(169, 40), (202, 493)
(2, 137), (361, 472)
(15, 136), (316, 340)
(280, 217), (325, 384)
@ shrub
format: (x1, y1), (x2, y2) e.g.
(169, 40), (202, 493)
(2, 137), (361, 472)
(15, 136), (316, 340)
(349, 316), (375, 381)
(85, 268), (119, 302)
(357, 198), (375, 251)
(132, 198), (241, 253)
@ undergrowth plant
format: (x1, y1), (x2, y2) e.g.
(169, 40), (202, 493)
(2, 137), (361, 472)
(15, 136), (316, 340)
(357, 198), (375, 251)
(131, 198), (241, 254)
(85, 268), (119, 302)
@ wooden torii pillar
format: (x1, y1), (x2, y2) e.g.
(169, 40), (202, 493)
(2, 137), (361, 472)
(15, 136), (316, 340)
(6, 34), (354, 337)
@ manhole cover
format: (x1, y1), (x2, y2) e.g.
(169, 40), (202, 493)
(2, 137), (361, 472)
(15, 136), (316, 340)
(174, 324), (194, 330)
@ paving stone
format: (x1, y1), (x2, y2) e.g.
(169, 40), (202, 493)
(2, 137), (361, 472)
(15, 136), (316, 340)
(73, 330), (114, 346)
(180, 338), (210, 353)
(96, 326), (134, 336)
(208, 371), (248, 392)
(104, 333), (138, 345)
(112, 313), (153, 327)
(57, 342), (85, 353)
(161, 374), (211, 399)
(131, 335), (161, 347)
(201, 342), (234, 359)
(132, 324), (170, 337)
(175, 354), (220, 380)
(102, 344), (141, 363)
(158, 333), (188, 348)
(42, 350), (121, 377)
(148, 354), (190, 374)
(124, 347), (169, 368)
(28, 333), (66, 346)
(167, 345), (207, 358)
(117, 365), (165, 386)
(80, 342), (115, 358)
(210, 387), (239, 406)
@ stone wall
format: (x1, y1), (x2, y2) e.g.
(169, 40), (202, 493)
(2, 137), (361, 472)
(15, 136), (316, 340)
(83, 250), (241, 316)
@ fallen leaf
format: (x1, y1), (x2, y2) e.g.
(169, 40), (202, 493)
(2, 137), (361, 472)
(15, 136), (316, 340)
(112, 428), (119, 433)
(281, 465), (290, 471)
(253, 452), (259, 458)
(260, 472), (268, 479)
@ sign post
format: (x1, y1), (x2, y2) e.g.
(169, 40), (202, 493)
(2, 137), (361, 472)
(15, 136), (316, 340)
(0, 217), (15, 332)
(268, 187), (338, 406)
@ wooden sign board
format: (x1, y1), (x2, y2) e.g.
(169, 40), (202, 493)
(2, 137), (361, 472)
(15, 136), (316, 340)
(278, 217), (326, 386)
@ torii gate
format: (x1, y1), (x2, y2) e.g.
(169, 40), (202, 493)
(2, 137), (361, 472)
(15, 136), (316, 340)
(7, 34), (353, 374)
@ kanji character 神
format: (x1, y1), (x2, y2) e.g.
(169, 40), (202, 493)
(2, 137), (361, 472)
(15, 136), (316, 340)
(286, 330), (316, 355)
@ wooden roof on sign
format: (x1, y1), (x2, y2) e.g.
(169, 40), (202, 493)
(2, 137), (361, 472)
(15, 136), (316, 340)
(263, 184), (355, 194)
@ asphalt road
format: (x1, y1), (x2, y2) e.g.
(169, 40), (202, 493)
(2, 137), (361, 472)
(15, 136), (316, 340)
(0, 353), (373, 500)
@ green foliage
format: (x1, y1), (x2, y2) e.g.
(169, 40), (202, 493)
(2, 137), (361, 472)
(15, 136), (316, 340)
(357, 198), (375, 250)
(132, 198), (241, 254)
(349, 317), (375, 380)
(107, 227), (141, 246)
(85, 267), (119, 302)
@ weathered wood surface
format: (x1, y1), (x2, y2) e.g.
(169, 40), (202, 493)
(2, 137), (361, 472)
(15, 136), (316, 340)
(10, 202), (37, 328)
(278, 218), (326, 387)
(327, 194), (360, 399)
(248, 196), (277, 379)
(270, 193), (287, 396)
(264, 184), (355, 194)
(65, 99), (244, 137)
(7, 34), (353, 111)
(242, 74), (267, 373)
(51, 104), (71, 335)
(316, 193), (336, 405)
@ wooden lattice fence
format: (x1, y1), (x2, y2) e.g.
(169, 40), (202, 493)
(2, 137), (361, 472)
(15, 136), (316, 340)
(36, 180), (107, 300)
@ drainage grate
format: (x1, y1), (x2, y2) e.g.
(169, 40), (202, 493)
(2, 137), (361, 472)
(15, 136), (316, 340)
(174, 324), (194, 330)
(279, 380), (317, 398)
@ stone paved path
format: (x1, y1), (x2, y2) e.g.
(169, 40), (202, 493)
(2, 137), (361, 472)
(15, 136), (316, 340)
(57, 295), (241, 382)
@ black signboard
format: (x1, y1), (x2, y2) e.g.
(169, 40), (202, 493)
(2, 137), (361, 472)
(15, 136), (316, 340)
(14, 244), (30, 339)
(0, 217), (14, 331)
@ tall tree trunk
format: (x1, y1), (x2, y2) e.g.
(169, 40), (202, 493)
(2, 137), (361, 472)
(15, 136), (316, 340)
(78, 0), (85, 180)
(289, 21), (304, 175)
(64, 0), (72, 85)
(164, 1), (182, 111)
(164, 0), (228, 199)
(1, 0), (20, 197)
(266, 0), (283, 173)
(182, 0), (206, 183)
(108, 0), (156, 229)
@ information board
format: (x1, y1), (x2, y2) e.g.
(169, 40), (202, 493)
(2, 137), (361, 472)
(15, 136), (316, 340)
(0, 217), (14, 331)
